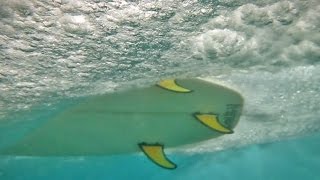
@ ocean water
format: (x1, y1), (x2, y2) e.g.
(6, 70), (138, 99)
(1, 133), (319, 180)
(0, 0), (319, 179)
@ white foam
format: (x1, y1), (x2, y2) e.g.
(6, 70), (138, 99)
(194, 29), (246, 58)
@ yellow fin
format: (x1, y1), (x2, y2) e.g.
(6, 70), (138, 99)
(194, 113), (233, 134)
(138, 143), (177, 169)
(157, 79), (191, 93)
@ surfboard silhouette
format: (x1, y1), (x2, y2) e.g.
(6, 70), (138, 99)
(0, 78), (243, 169)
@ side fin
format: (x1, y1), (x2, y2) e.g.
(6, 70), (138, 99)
(157, 79), (191, 93)
(138, 143), (177, 169)
(194, 113), (234, 134)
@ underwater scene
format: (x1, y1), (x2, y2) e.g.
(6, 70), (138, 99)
(0, 0), (319, 179)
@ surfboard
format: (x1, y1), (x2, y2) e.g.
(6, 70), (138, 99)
(0, 78), (243, 169)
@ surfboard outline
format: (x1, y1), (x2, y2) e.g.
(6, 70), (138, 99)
(193, 113), (234, 134)
(138, 142), (177, 169)
(156, 79), (192, 93)
(0, 78), (243, 170)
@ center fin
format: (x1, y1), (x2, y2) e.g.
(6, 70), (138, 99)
(194, 113), (234, 134)
(138, 143), (177, 169)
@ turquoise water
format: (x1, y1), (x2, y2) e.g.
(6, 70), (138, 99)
(1, 132), (319, 180)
